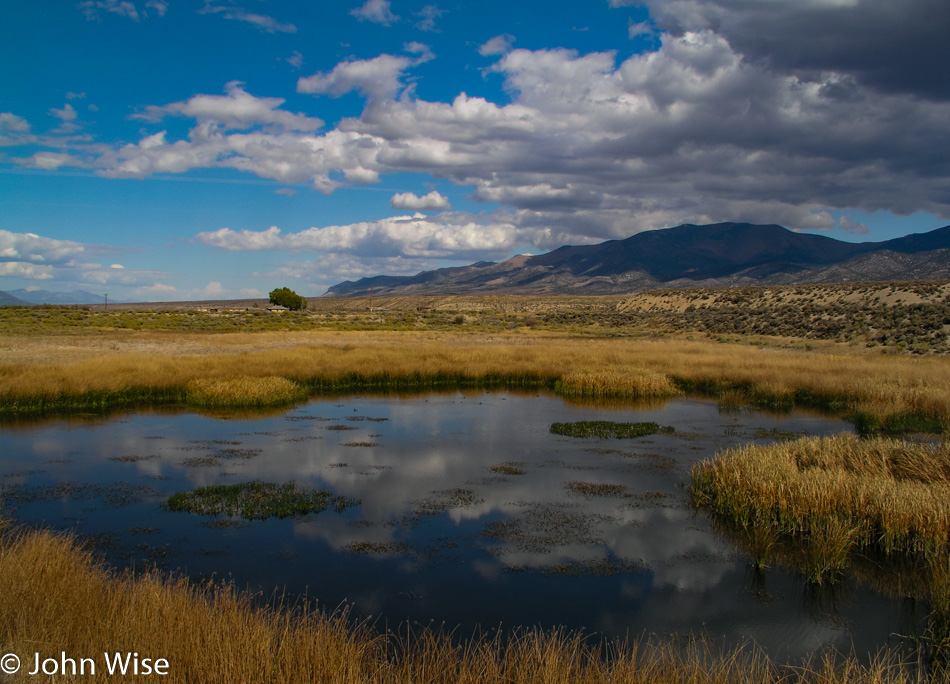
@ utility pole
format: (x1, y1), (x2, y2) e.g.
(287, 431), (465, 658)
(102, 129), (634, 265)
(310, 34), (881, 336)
(104, 293), (108, 311)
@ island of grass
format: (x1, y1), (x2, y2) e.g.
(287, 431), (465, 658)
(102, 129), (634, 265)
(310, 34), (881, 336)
(690, 434), (950, 587)
(550, 421), (674, 439)
(166, 481), (358, 520)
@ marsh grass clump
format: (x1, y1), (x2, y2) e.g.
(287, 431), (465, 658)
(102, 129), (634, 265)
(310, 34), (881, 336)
(166, 481), (358, 520)
(550, 421), (674, 439)
(691, 434), (950, 583)
(185, 376), (305, 408)
(556, 369), (682, 399)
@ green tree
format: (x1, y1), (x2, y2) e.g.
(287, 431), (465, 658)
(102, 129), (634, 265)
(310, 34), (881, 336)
(268, 287), (306, 311)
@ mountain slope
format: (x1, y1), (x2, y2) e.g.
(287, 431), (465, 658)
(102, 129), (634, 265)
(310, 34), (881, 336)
(0, 290), (29, 306)
(325, 223), (950, 297)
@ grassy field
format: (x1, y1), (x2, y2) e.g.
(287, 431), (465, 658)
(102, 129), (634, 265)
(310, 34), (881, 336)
(1, 327), (948, 433)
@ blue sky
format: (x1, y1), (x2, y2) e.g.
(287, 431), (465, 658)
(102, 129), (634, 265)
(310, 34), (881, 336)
(2, 0), (949, 301)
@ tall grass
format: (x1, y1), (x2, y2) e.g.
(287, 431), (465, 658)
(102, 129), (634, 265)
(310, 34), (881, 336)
(691, 435), (950, 582)
(555, 369), (682, 399)
(0, 524), (924, 683)
(1, 333), (949, 427)
(185, 375), (306, 408)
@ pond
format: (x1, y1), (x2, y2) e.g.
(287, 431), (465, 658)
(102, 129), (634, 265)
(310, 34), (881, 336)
(0, 392), (927, 664)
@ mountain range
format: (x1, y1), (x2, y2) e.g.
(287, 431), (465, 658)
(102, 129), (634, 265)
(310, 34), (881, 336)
(324, 222), (950, 297)
(0, 289), (117, 306)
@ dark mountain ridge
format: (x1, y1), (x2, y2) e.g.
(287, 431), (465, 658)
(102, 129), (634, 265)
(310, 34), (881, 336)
(325, 222), (950, 297)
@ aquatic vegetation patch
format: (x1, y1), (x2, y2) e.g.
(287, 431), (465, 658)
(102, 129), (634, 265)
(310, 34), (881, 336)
(180, 456), (223, 468)
(490, 462), (526, 475)
(413, 488), (483, 516)
(481, 504), (608, 554)
(108, 454), (159, 463)
(185, 375), (305, 408)
(4, 481), (156, 507)
(550, 421), (674, 439)
(344, 541), (409, 556)
(565, 481), (628, 498)
(166, 481), (359, 520)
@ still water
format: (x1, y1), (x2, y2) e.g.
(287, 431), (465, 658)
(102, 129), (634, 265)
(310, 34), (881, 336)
(0, 393), (926, 663)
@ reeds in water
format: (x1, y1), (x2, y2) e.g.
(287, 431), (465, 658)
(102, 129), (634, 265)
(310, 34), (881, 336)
(556, 369), (682, 399)
(691, 434), (950, 583)
(185, 375), (306, 408)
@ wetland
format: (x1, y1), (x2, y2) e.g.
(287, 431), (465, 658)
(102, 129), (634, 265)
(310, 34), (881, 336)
(0, 391), (930, 666)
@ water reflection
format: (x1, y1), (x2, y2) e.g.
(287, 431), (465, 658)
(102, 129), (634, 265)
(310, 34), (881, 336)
(0, 392), (923, 663)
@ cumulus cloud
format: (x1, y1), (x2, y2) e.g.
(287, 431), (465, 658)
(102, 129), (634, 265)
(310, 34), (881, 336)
(18, 152), (86, 170)
(390, 190), (451, 210)
(298, 54), (413, 100)
(196, 212), (541, 259)
(133, 81), (322, 131)
(479, 34), (515, 56)
(0, 230), (86, 264)
(1, 113), (33, 148)
(350, 0), (398, 26)
(0, 112), (30, 133)
(639, 0), (950, 101)
(0, 262), (55, 280)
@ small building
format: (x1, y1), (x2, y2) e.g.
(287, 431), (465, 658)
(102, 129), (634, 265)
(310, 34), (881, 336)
(267, 305), (289, 313)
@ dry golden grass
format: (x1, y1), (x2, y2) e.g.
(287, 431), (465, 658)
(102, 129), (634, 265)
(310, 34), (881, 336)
(185, 375), (305, 407)
(2, 330), (948, 424)
(691, 435), (950, 584)
(556, 368), (682, 399)
(0, 524), (922, 683)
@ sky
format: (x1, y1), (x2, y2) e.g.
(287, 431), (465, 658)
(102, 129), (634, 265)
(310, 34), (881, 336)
(2, 0), (950, 301)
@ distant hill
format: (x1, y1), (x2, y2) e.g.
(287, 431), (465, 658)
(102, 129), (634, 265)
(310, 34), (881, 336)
(5, 289), (117, 305)
(324, 222), (950, 297)
(0, 290), (29, 306)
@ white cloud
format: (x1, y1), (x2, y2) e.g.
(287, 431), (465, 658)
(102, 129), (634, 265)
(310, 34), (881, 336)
(479, 34), (515, 57)
(390, 190), (451, 210)
(0, 112), (30, 133)
(50, 103), (78, 122)
(0, 230), (86, 264)
(414, 5), (445, 31)
(192, 281), (227, 299)
(199, 2), (296, 33)
(133, 283), (177, 300)
(297, 54), (413, 100)
(79, 0), (141, 21)
(0, 262), (55, 280)
(17, 152), (85, 170)
(287, 50), (304, 69)
(350, 0), (399, 26)
(196, 212), (532, 259)
(145, 0), (167, 16)
(838, 215), (869, 235)
(133, 81), (322, 132)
